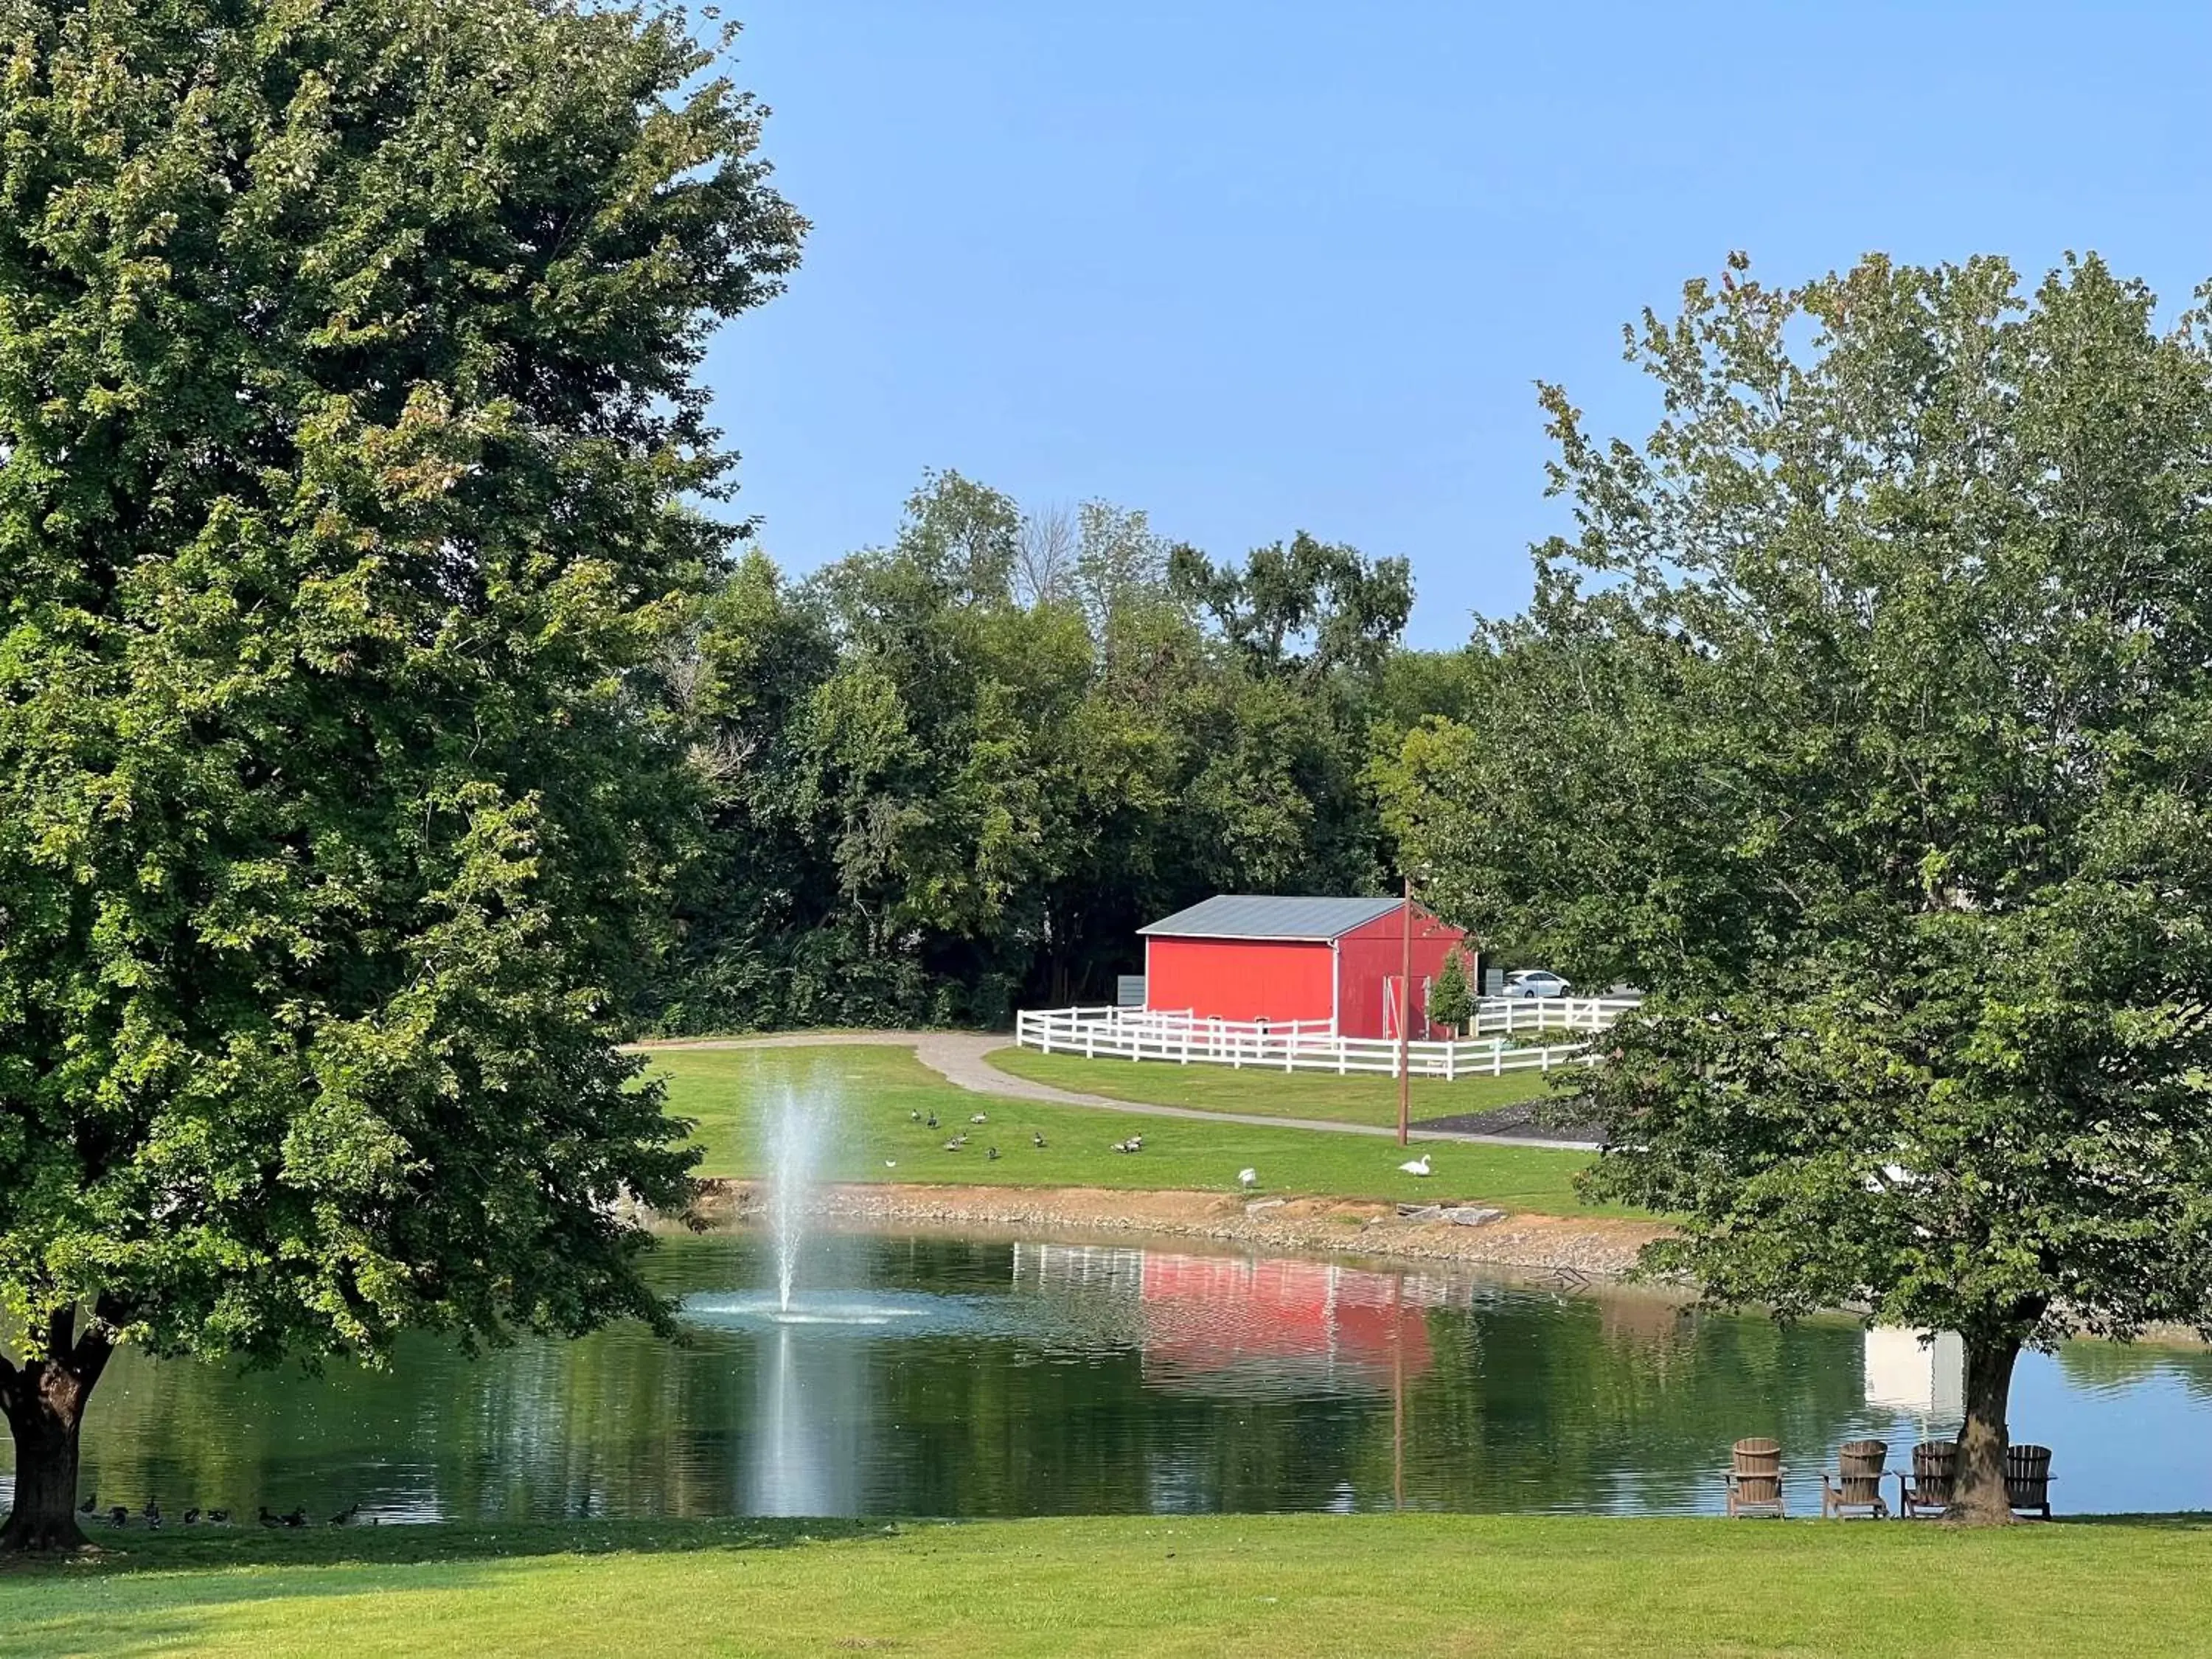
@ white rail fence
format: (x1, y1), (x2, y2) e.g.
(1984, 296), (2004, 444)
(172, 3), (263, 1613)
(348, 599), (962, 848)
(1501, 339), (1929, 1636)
(1013, 996), (1638, 1082)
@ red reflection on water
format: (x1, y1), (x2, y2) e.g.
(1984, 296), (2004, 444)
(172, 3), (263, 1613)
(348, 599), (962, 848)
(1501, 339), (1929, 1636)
(1138, 1253), (1433, 1392)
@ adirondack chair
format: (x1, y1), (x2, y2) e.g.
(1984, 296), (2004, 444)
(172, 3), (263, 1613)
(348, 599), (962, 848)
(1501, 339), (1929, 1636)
(1893, 1441), (1956, 1518)
(1820, 1439), (1890, 1519)
(1724, 1438), (1786, 1518)
(2006, 1444), (2054, 1520)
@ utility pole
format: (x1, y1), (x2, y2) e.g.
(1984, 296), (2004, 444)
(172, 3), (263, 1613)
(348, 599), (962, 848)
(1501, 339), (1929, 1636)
(1397, 873), (1413, 1147)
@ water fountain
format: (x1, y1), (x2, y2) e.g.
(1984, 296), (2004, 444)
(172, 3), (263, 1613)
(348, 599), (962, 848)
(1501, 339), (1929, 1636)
(765, 1082), (824, 1315)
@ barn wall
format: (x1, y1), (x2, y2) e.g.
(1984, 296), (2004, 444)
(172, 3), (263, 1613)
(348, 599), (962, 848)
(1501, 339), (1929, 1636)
(1144, 937), (1336, 1026)
(1335, 908), (1470, 1040)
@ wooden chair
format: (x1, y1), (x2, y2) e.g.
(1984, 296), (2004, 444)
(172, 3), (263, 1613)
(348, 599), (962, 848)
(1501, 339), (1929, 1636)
(1893, 1440), (1956, 1518)
(2006, 1444), (2053, 1520)
(1724, 1437), (1786, 1518)
(1820, 1439), (1890, 1519)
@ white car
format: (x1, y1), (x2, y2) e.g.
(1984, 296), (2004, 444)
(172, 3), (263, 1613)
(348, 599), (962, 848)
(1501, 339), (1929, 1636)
(1500, 969), (1571, 999)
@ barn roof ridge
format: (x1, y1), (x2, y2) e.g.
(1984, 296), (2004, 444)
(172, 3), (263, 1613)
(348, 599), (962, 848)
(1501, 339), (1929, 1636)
(1137, 894), (1421, 942)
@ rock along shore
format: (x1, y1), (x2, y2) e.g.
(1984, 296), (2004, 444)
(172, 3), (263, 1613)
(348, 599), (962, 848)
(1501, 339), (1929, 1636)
(683, 1178), (1672, 1280)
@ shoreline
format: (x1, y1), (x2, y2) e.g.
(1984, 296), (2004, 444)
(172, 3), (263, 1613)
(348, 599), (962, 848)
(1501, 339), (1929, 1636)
(683, 1177), (1672, 1279)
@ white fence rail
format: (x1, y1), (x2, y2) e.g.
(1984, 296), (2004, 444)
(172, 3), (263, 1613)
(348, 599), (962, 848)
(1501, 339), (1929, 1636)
(1013, 998), (1635, 1081)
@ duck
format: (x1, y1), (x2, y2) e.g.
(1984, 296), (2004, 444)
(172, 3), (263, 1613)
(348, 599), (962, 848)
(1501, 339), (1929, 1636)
(1238, 1168), (1259, 1189)
(1399, 1154), (1433, 1177)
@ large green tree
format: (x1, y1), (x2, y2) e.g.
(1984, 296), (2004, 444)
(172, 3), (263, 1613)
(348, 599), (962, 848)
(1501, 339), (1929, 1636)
(0, 0), (801, 1549)
(1380, 252), (2212, 1521)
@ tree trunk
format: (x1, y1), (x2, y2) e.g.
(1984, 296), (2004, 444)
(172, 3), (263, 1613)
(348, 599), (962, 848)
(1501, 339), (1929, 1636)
(0, 1310), (115, 1554)
(1946, 1330), (2021, 1526)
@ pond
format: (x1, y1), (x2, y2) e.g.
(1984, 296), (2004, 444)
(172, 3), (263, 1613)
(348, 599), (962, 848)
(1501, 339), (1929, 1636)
(8, 1228), (2211, 1523)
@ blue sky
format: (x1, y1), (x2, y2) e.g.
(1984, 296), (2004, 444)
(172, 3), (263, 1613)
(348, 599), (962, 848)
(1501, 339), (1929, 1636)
(705, 2), (2212, 647)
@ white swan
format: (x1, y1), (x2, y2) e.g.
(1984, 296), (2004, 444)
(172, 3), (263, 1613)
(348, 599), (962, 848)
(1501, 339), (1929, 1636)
(1399, 1154), (1432, 1177)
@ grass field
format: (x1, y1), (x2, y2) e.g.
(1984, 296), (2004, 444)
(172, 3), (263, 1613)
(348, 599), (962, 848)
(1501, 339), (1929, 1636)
(645, 1043), (1619, 1214)
(4, 1512), (2208, 1658)
(987, 1045), (1559, 1127)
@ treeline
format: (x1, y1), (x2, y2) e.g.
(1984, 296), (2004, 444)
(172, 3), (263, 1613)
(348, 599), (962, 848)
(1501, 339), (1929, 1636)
(641, 470), (1478, 1033)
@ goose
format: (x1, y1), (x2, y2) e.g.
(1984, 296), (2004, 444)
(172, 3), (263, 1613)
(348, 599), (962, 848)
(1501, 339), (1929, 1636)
(883, 1159), (897, 1169)
(1127, 1134), (1144, 1150)
(259, 1506), (282, 1528)
(142, 1497), (161, 1528)
(925, 1112), (939, 1129)
(107, 1506), (128, 1528)
(184, 1508), (201, 1526)
(1399, 1154), (1433, 1177)
(987, 1147), (1001, 1161)
(328, 1503), (360, 1527)
(1238, 1168), (1258, 1189)
(78, 1492), (97, 1514)
(970, 1113), (988, 1124)
(283, 1506), (309, 1528)
(908, 1110), (922, 1121)
(207, 1509), (232, 1525)
(1032, 1132), (1046, 1148)
(942, 1139), (962, 1152)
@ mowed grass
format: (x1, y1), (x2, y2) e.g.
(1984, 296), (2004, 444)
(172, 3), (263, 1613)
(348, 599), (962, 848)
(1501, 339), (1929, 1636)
(645, 1044), (1622, 1215)
(987, 1045), (1561, 1127)
(4, 1513), (2210, 1658)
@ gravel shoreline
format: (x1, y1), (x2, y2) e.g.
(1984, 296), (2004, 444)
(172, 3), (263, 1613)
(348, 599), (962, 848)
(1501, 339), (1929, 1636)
(684, 1178), (1672, 1279)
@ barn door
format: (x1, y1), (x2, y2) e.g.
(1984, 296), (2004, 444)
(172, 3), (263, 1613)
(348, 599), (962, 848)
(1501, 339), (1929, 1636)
(1382, 976), (1434, 1040)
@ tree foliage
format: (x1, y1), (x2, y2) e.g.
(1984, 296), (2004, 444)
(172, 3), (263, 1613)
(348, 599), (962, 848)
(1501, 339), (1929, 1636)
(0, 0), (801, 1550)
(650, 472), (1430, 1033)
(1378, 251), (2212, 1520)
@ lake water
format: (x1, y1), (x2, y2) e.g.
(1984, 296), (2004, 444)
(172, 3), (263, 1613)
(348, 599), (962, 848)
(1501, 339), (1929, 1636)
(8, 1228), (2211, 1522)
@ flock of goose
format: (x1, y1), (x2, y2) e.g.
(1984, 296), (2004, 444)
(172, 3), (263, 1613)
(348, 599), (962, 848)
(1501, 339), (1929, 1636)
(897, 1107), (1444, 1190)
(78, 1494), (366, 1529)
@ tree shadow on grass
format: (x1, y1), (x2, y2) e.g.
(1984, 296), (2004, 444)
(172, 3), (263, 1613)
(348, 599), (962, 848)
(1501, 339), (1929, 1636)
(0, 1520), (917, 1659)
(0, 1514), (897, 1579)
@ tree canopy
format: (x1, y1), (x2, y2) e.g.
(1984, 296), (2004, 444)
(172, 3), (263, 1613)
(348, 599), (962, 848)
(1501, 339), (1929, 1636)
(1377, 251), (2212, 1519)
(0, 0), (801, 1549)
(649, 469), (1436, 1032)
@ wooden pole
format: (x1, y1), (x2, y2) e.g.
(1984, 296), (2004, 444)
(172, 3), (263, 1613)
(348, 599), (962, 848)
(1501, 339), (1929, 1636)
(1397, 873), (1413, 1147)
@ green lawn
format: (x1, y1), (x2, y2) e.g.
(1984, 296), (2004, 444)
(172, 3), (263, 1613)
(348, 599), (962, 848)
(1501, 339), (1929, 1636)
(646, 1043), (1619, 1214)
(4, 1512), (2208, 1658)
(987, 1044), (1559, 1127)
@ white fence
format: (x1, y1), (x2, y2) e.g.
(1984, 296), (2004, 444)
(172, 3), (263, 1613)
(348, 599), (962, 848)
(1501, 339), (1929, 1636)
(1013, 996), (1636, 1081)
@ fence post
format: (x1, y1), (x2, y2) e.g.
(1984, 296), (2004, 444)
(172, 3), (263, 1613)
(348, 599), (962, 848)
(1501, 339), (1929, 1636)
(1445, 1042), (1456, 1082)
(1492, 1043), (1503, 1077)
(1541, 1046), (1552, 1073)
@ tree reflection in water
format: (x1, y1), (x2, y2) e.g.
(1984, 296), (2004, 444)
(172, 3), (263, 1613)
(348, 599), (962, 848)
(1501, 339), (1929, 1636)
(9, 1230), (2209, 1522)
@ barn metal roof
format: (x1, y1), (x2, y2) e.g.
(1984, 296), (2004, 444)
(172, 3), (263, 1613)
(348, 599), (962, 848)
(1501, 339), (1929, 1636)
(1137, 894), (1408, 942)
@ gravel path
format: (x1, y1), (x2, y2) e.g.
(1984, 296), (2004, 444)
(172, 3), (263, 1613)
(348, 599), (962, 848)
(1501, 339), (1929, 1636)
(634, 1030), (1602, 1152)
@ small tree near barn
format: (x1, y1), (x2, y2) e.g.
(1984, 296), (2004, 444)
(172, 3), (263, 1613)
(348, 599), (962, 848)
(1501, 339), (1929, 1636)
(1427, 948), (1476, 1037)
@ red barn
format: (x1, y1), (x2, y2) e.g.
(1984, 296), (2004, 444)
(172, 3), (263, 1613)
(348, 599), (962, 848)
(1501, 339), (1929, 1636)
(1138, 894), (1472, 1040)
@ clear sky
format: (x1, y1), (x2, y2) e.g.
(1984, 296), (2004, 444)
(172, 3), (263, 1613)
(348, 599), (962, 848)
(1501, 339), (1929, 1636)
(705, 2), (2212, 647)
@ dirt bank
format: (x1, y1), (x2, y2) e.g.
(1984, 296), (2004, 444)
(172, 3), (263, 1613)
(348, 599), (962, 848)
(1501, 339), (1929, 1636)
(685, 1178), (1671, 1279)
